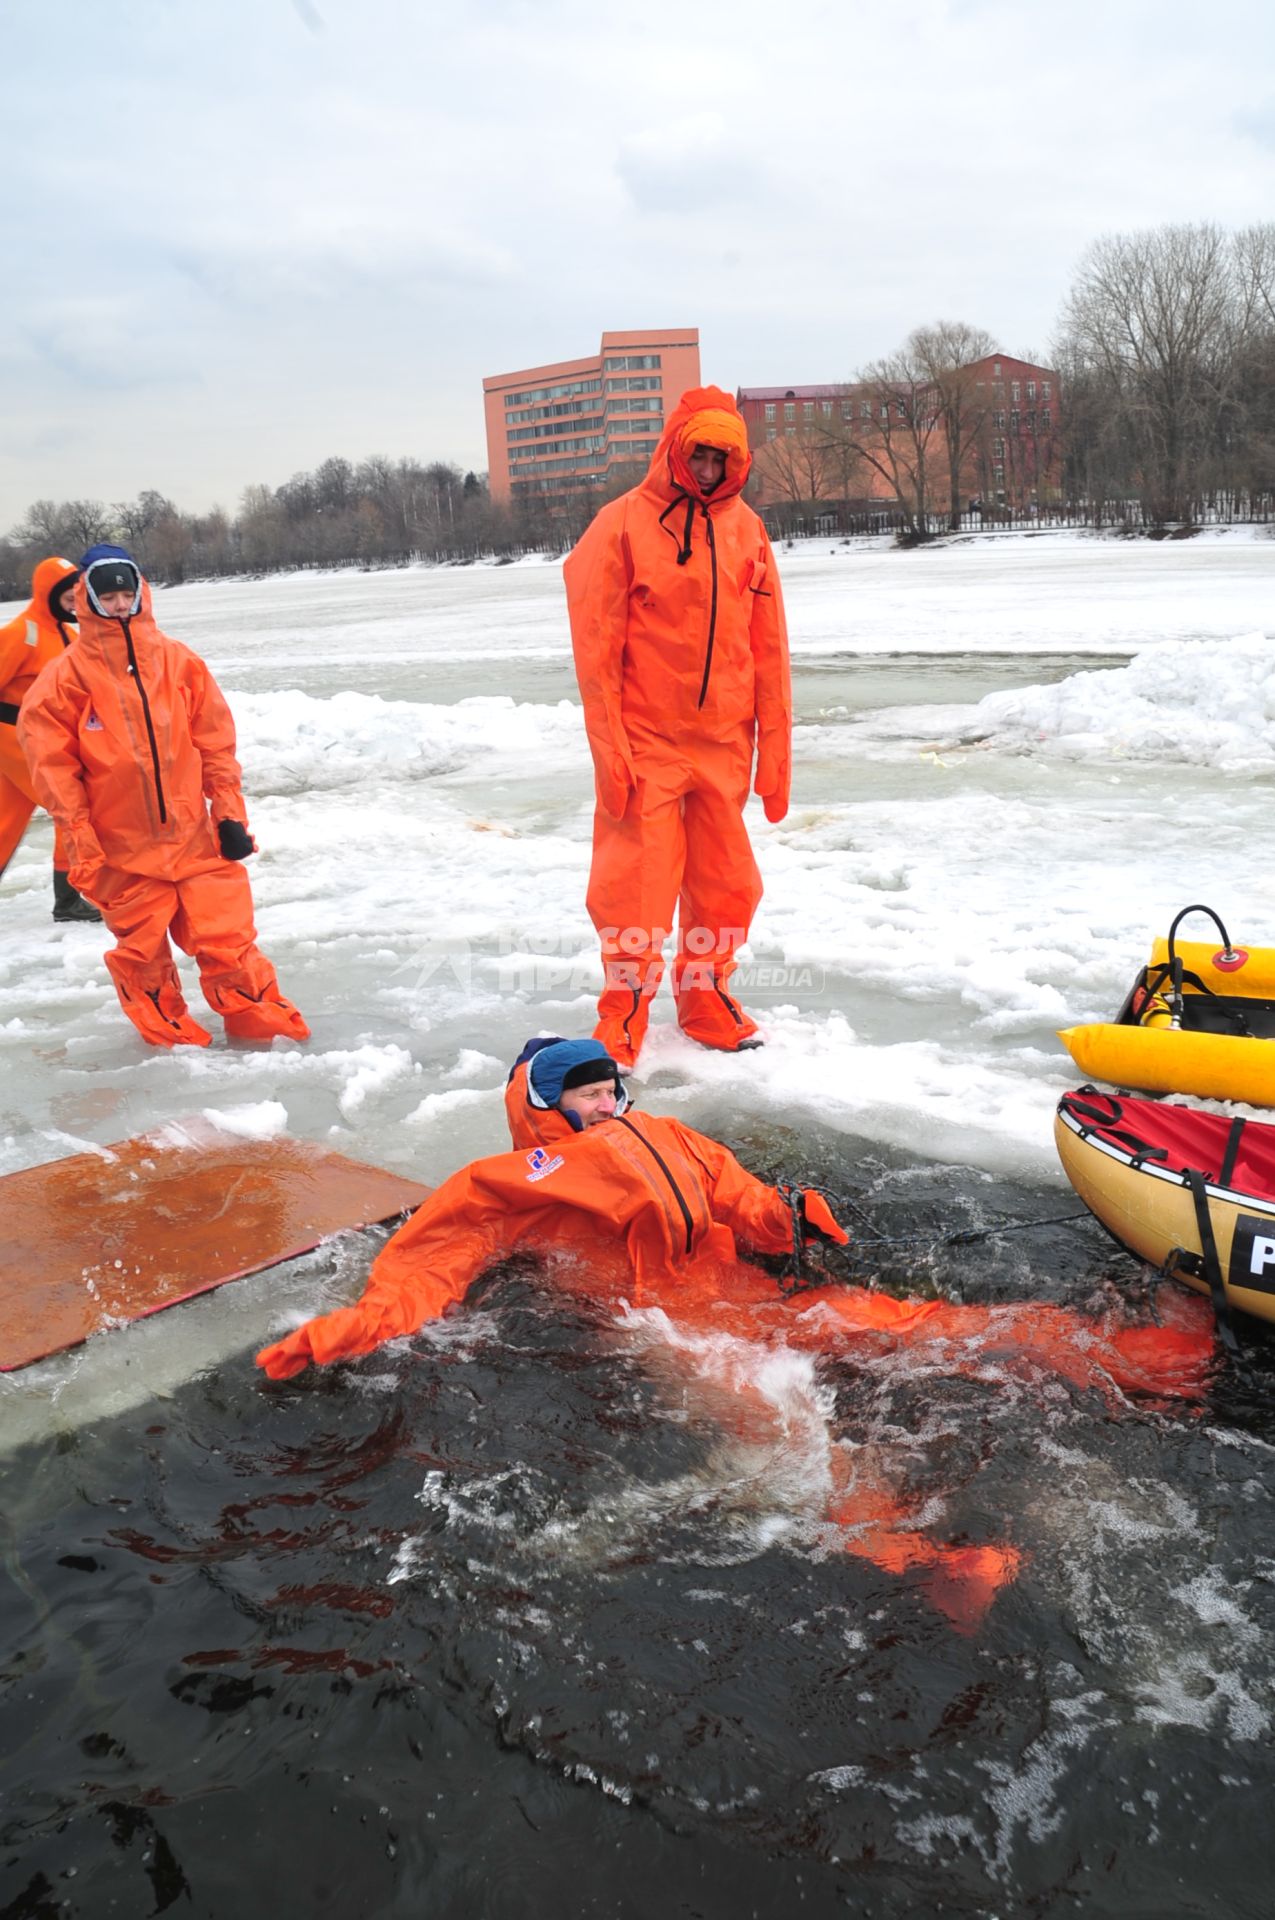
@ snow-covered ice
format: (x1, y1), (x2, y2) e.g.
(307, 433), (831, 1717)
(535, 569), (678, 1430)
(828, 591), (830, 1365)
(2, 527), (1272, 1424)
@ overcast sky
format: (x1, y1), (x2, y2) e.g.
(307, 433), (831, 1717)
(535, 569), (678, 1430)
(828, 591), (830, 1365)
(4, 0), (1273, 527)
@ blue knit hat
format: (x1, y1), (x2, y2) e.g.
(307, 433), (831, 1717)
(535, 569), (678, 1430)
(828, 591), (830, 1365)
(512, 1036), (629, 1119)
(80, 543), (141, 616)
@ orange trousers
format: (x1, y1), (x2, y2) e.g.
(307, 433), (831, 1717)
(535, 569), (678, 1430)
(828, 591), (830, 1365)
(586, 728), (763, 1061)
(0, 727), (68, 876)
(92, 854), (308, 1046)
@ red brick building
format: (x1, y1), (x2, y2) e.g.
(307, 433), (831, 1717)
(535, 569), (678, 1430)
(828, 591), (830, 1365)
(737, 355), (1061, 515)
(483, 328), (701, 504)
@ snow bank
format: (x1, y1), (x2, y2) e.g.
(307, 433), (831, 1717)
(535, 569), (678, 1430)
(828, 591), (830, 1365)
(947, 632), (1275, 770)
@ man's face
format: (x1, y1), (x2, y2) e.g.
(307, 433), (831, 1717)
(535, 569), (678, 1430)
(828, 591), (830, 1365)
(687, 443), (727, 494)
(558, 1075), (619, 1129)
(55, 582), (78, 621)
(96, 589), (136, 616)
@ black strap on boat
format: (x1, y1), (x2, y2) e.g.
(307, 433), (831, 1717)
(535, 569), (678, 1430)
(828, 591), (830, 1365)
(0, 701), (18, 726)
(1183, 1168), (1239, 1352)
(1218, 1118), (1245, 1189)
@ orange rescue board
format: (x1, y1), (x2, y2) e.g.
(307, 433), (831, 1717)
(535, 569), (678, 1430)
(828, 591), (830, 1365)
(0, 1125), (431, 1372)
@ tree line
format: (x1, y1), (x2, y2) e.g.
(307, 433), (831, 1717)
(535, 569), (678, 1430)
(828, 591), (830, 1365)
(751, 222), (1275, 536)
(3, 219), (1272, 595)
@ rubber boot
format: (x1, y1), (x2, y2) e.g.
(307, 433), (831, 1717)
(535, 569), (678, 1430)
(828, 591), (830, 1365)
(220, 988), (310, 1042)
(52, 870), (102, 923)
(593, 951), (663, 1069)
(671, 956), (761, 1052)
(106, 955), (212, 1048)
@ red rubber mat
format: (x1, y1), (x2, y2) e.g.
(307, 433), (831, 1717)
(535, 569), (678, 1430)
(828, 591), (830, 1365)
(0, 1122), (430, 1371)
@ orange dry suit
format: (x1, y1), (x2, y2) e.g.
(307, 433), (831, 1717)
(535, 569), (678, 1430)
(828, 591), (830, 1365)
(0, 556), (79, 876)
(256, 1063), (1214, 1628)
(18, 571), (309, 1047)
(564, 386), (792, 1066)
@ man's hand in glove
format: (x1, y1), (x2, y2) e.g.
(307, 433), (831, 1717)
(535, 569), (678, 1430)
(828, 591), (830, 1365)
(218, 819), (257, 860)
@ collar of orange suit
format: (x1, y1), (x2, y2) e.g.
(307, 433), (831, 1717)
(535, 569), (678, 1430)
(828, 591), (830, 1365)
(645, 384), (752, 507)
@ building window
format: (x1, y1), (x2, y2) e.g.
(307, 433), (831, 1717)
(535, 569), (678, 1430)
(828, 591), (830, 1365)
(1026, 380), (1036, 401)
(1011, 381), (1021, 403)
(993, 360), (1002, 375)
(504, 378), (601, 408)
(784, 402), (795, 422)
(785, 426), (796, 437)
(602, 354), (662, 371)
(766, 427), (777, 441)
(995, 410), (1005, 429)
(994, 465), (1005, 486)
(993, 439), (1005, 458)
(1042, 381), (1052, 402)
(764, 403), (776, 422)
(1010, 409), (1020, 432)
(822, 400), (832, 416)
(861, 400), (871, 420)
(1025, 410), (1036, 432)
(802, 401), (814, 419)
(1041, 407), (1051, 431)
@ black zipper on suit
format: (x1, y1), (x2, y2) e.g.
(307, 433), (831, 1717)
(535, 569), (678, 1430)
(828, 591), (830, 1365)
(616, 1115), (695, 1255)
(120, 617), (168, 824)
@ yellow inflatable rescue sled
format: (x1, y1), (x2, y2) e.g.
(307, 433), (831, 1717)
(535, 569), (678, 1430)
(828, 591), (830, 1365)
(1059, 904), (1275, 1106)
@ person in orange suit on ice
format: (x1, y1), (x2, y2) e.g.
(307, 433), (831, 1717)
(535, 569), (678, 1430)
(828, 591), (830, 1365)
(18, 545), (309, 1048)
(0, 555), (101, 921)
(257, 1037), (1214, 1628)
(564, 386), (791, 1069)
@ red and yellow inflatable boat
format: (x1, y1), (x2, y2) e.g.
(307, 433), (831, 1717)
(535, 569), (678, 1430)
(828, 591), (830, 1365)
(1055, 1087), (1275, 1328)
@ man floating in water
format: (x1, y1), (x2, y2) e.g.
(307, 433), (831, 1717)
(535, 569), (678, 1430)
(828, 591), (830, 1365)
(257, 1039), (1215, 1628)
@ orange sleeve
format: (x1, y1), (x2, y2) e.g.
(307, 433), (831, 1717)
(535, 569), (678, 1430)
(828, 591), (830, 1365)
(15, 662), (95, 839)
(256, 1137), (640, 1379)
(563, 502), (636, 820)
(185, 654), (247, 824)
(669, 1121), (796, 1255)
(749, 527), (792, 823)
(0, 614), (32, 693)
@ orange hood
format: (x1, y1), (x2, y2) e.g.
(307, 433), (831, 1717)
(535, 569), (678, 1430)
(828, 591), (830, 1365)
(31, 555), (80, 620)
(504, 1061), (580, 1152)
(642, 385), (752, 507)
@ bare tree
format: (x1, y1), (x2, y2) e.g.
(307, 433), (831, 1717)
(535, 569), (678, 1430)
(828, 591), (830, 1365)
(910, 321), (997, 528)
(831, 347), (944, 536)
(1059, 224), (1240, 523)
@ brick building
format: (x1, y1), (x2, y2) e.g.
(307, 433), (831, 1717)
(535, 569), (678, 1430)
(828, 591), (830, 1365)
(483, 328), (701, 504)
(737, 354), (1061, 515)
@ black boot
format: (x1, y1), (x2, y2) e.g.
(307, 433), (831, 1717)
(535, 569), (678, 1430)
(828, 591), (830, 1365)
(52, 870), (102, 923)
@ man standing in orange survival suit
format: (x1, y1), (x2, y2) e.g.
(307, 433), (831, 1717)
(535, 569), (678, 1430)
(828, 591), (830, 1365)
(564, 386), (791, 1069)
(18, 545), (309, 1049)
(0, 556), (101, 921)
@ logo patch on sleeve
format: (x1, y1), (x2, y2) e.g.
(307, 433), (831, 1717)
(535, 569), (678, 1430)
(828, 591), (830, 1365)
(525, 1147), (564, 1183)
(84, 709), (104, 732)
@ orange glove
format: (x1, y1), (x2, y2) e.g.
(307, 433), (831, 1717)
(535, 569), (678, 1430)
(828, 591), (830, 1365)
(754, 732), (789, 823)
(66, 823), (106, 899)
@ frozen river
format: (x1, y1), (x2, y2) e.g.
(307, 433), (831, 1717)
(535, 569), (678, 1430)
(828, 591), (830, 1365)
(2, 527), (1273, 1918)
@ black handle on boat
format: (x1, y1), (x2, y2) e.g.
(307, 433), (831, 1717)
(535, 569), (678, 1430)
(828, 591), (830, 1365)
(1167, 903), (1236, 967)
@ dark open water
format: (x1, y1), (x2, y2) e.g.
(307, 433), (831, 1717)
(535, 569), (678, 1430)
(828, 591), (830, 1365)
(4, 1125), (1273, 1919)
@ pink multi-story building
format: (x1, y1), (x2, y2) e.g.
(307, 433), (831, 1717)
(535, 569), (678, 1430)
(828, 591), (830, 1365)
(483, 328), (701, 503)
